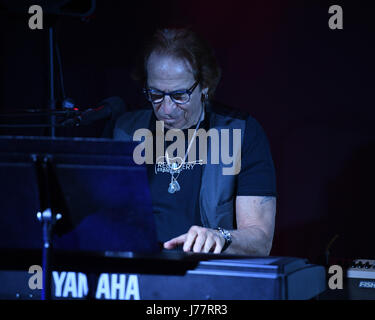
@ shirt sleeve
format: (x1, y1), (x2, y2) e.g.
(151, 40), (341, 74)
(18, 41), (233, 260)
(236, 116), (277, 197)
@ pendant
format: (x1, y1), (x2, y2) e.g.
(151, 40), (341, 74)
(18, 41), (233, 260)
(168, 180), (180, 194)
(171, 162), (179, 171)
(174, 180), (180, 191)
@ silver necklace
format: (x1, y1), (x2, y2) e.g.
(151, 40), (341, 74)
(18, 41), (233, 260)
(165, 109), (204, 194)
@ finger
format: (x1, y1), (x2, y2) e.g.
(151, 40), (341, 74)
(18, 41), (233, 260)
(183, 229), (198, 252)
(203, 235), (216, 253)
(213, 238), (223, 254)
(164, 234), (187, 249)
(193, 232), (207, 253)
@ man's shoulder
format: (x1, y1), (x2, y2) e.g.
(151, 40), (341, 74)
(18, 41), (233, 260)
(116, 107), (153, 126)
(209, 101), (266, 139)
(114, 107), (153, 140)
(208, 101), (261, 131)
(115, 107), (153, 131)
(209, 101), (251, 121)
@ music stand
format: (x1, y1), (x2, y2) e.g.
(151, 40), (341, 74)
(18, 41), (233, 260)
(0, 136), (159, 299)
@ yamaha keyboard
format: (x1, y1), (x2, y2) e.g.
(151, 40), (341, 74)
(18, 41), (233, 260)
(0, 249), (326, 300)
(0, 137), (326, 300)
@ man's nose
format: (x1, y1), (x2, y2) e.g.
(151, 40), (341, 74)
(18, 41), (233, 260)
(159, 95), (176, 116)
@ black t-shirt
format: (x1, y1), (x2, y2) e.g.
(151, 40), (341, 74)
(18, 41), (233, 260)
(146, 105), (276, 243)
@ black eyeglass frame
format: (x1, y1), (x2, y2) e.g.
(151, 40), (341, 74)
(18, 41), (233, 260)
(143, 81), (199, 105)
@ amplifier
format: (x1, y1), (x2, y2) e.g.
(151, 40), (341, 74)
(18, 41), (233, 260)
(345, 259), (375, 300)
(320, 259), (375, 300)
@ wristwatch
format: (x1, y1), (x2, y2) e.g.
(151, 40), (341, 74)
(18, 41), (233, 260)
(215, 227), (232, 251)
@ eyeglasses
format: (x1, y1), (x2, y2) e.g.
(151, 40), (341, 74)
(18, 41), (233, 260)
(144, 81), (199, 105)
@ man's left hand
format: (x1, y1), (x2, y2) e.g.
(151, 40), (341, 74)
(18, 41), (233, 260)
(163, 225), (225, 253)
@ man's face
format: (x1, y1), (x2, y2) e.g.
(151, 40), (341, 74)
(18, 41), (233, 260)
(146, 52), (205, 129)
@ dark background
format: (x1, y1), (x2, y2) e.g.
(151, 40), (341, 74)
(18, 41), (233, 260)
(0, 0), (374, 264)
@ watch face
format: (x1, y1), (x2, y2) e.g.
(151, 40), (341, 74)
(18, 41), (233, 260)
(224, 230), (232, 243)
(217, 227), (232, 243)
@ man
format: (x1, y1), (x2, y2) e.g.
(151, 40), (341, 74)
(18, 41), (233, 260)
(114, 28), (276, 256)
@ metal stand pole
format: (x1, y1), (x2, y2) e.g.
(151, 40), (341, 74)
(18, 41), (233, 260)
(37, 209), (61, 300)
(32, 154), (62, 300)
(48, 27), (56, 138)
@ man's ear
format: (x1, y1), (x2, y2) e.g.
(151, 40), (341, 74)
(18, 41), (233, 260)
(201, 87), (209, 101)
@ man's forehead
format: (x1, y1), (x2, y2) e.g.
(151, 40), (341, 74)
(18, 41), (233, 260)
(146, 52), (194, 88)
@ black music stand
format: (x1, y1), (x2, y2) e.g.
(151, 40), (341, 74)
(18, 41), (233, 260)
(0, 136), (159, 300)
